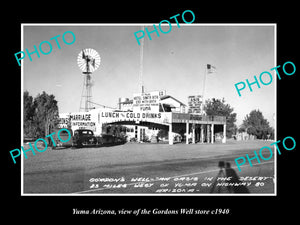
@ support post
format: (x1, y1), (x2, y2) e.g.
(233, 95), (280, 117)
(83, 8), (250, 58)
(211, 123), (214, 144)
(137, 127), (140, 142)
(201, 124), (204, 143)
(207, 124), (210, 143)
(169, 123), (173, 145)
(99, 122), (103, 136)
(222, 124), (227, 143)
(192, 123), (195, 144)
(186, 121), (189, 144)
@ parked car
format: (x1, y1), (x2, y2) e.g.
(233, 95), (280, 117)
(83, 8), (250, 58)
(72, 129), (127, 148)
(72, 129), (98, 147)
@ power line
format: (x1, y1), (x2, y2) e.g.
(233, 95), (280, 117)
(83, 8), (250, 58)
(87, 100), (117, 110)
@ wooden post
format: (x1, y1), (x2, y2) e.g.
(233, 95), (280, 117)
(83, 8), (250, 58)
(169, 123), (173, 145)
(211, 123), (214, 144)
(207, 124), (210, 143)
(201, 124), (204, 143)
(192, 123), (195, 144)
(186, 121), (189, 144)
(222, 124), (227, 143)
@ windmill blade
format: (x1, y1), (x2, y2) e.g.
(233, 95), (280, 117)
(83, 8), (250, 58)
(77, 48), (101, 72)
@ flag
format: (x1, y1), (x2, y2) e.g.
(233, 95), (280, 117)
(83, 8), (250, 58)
(207, 64), (216, 74)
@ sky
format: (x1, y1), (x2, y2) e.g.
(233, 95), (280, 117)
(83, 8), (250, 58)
(23, 24), (275, 127)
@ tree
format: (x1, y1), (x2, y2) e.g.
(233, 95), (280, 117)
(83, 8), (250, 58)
(242, 109), (273, 139)
(23, 91), (59, 139)
(204, 98), (237, 138)
(23, 91), (35, 138)
(33, 91), (59, 138)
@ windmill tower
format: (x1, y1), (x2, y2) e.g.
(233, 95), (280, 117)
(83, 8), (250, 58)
(77, 48), (101, 112)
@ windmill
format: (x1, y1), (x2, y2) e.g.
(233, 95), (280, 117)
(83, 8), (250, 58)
(77, 48), (101, 112)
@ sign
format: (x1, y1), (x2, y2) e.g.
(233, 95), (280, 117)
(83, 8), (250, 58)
(133, 91), (165, 112)
(100, 111), (171, 125)
(58, 112), (97, 132)
(188, 95), (202, 114)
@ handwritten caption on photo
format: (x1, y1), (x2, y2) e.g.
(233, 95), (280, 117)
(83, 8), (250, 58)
(88, 175), (274, 193)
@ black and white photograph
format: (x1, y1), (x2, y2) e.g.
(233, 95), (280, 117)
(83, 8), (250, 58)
(4, 5), (298, 221)
(21, 24), (276, 195)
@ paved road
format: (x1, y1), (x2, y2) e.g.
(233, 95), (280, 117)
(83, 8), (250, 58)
(78, 158), (274, 195)
(23, 140), (275, 195)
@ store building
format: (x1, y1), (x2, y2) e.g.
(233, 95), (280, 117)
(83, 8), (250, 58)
(58, 91), (226, 145)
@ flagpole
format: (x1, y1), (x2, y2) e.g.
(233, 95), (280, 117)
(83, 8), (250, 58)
(139, 25), (145, 94)
(201, 64), (207, 115)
